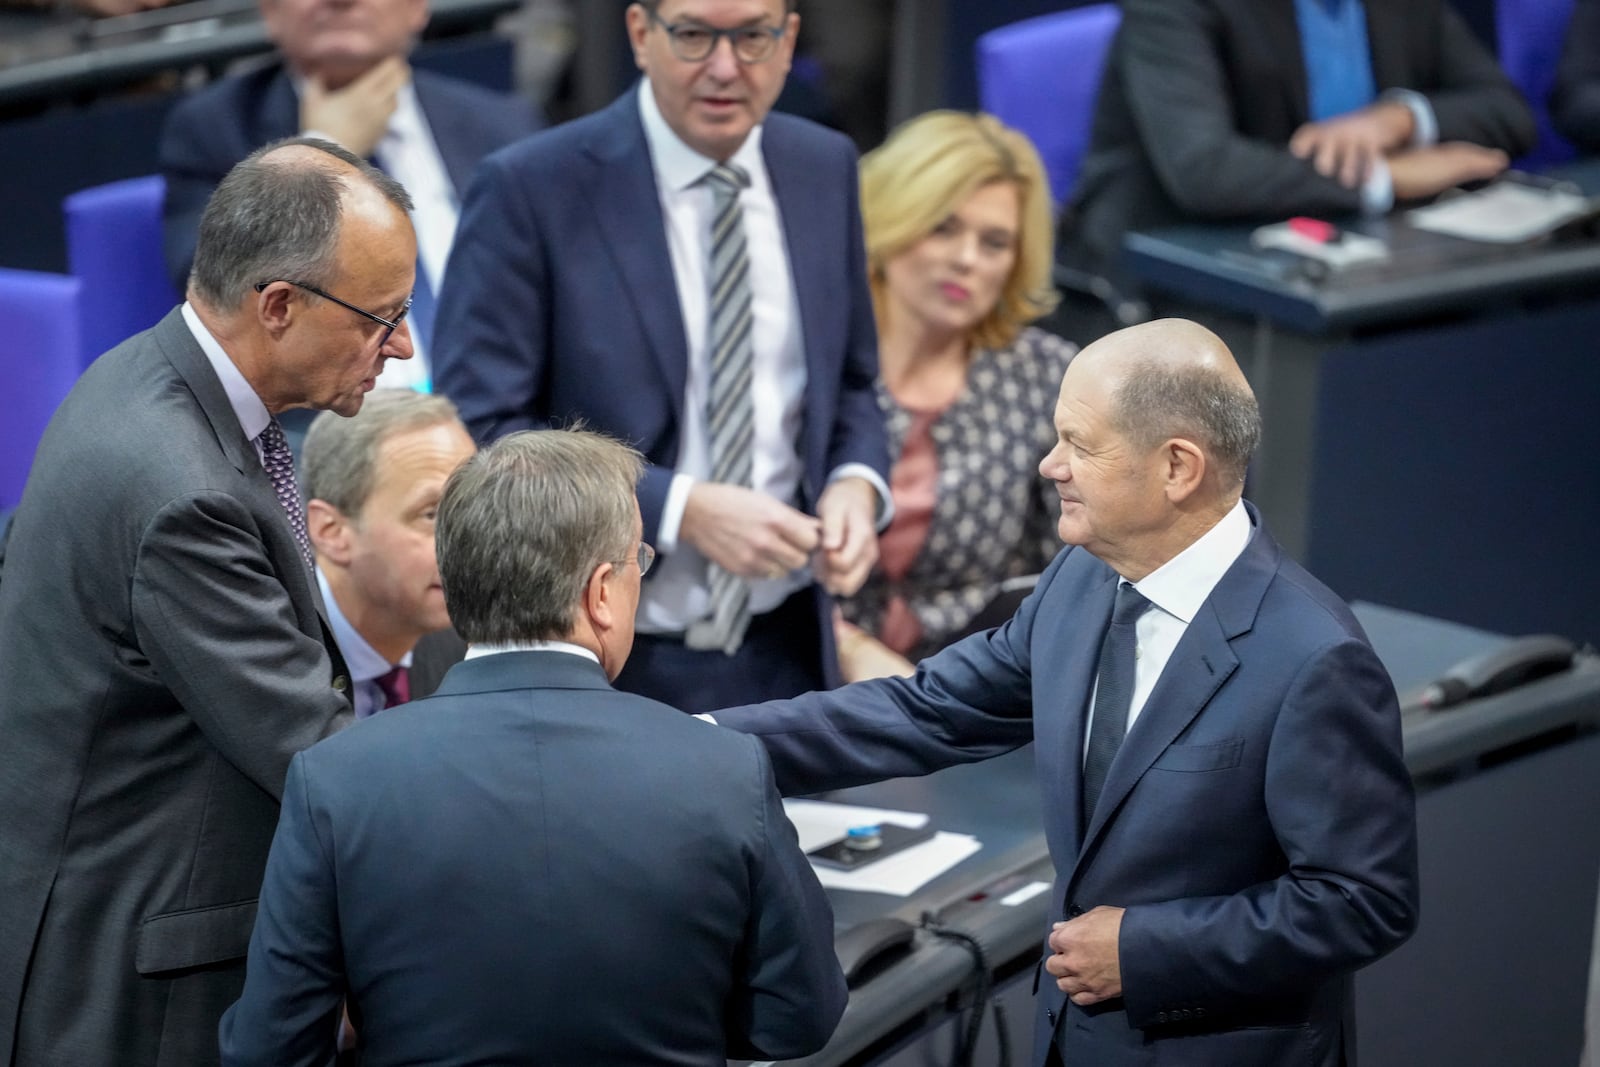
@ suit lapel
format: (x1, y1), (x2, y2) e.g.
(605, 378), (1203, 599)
(762, 123), (824, 463)
(1263, 1), (1312, 122)
(258, 66), (301, 145)
(582, 93), (689, 423)
(413, 73), (471, 197)
(1360, 0), (1406, 91)
(1036, 570), (1120, 862)
(1069, 509), (1279, 877)
(1075, 607), (1239, 863)
(154, 309), (340, 655)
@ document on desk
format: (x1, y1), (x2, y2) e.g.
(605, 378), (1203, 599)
(783, 799), (981, 896)
(1407, 181), (1594, 243)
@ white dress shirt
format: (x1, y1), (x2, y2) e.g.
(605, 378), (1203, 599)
(632, 82), (886, 634)
(1085, 500), (1253, 750)
(465, 641), (600, 665)
(182, 302), (270, 458)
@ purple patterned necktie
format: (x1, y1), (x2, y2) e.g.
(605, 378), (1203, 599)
(257, 417), (313, 570)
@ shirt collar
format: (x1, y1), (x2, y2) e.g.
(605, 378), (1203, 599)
(465, 641), (600, 665)
(636, 78), (766, 193)
(181, 301), (271, 443)
(1128, 500), (1253, 624)
(317, 566), (413, 683)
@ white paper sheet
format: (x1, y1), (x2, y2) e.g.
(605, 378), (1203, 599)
(782, 799), (981, 896)
(1407, 182), (1593, 243)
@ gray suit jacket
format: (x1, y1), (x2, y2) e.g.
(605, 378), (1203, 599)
(0, 308), (353, 1067)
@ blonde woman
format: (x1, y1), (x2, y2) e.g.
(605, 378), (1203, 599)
(838, 110), (1076, 678)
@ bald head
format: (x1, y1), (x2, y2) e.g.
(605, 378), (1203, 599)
(1077, 319), (1260, 491)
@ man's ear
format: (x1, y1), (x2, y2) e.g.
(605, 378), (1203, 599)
(306, 498), (354, 565)
(256, 281), (296, 339)
(624, 3), (651, 71)
(1162, 436), (1207, 504)
(583, 561), (618, 636)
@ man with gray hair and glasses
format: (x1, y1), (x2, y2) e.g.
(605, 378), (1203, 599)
(220, 428), (846, 1066)
(0, 136), (417, 1066)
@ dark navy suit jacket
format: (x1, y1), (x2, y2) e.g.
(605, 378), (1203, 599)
(158, 62), (540, 288)
(430, 89), (888, 557)
(219, 650), (846, 1067)
(715, 506), (1419, 1067)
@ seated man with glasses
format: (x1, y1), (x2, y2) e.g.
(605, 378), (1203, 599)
(220, 428), (846, 1066)
(430, 0), (893, 715)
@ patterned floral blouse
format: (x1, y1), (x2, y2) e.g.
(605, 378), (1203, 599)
(842, 326), (1078, 661)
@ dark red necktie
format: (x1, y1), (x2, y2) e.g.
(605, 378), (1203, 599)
(373, 665), (411, 711)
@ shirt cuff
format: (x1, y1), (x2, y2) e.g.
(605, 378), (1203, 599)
(1383, 88), (1438, 148)
(829, 463), (895, 531)
(1360, 158), (1394, 215)
(657, 472), (695, 554)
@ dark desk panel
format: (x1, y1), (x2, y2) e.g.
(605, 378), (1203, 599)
(0, 0), (515, 108)
(790, 604), (1600, 1066)
(1121, 178), (1600, 643)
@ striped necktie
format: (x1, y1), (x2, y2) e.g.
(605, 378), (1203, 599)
(684, 163), (755, 656)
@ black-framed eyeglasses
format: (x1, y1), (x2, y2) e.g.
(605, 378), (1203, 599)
(615, 541), (656, 578)
(255, 280), (413, 348)
(647, 9), (787, 63)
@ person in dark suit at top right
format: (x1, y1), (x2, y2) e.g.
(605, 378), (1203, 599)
(1058, 0), (1538, 288)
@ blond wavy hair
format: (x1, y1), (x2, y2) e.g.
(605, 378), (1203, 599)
(860, 110), (1059, 352)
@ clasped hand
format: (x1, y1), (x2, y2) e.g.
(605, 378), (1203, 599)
(680, 478), (878, 596)
(1043, 905), (1125, 1006)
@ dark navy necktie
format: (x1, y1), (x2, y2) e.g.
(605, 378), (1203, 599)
(1082, 582), (1152, 828)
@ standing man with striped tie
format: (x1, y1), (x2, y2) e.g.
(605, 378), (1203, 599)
(0, 137), (417, 1067)
(432, 0), (892, 712)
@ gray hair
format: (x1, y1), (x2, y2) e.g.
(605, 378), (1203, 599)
(303, 390), (465, 517)
(1112, 361), (1262, 489)
(436, 429), (644, 644)
(189, 136), (413, 308)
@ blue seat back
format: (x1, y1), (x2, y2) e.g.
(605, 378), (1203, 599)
(976, 3), (1123, 207)
(63, 175), (180, 368)
(0, 269), (82, 510)
(1497, 0), (1578, 170)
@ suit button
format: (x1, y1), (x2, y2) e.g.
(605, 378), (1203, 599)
(1156, 1011), (1168, 1024)
(1046, 1008), (1056, 1024)
(1067, 903), (1084, 917)
(1194, 1007), (1206, 1018)
(332, 675), (349, 692)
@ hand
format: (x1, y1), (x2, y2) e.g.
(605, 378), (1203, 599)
(1386, 142), (1510, 201)
(834, 613), (914, 682)
(300, 56), (410, 159)
(1043, 906), (1125, 1006)
(813, 477), (880, 596)
(1289, 100), (1415, 189)
(679, 482), (821, 580)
